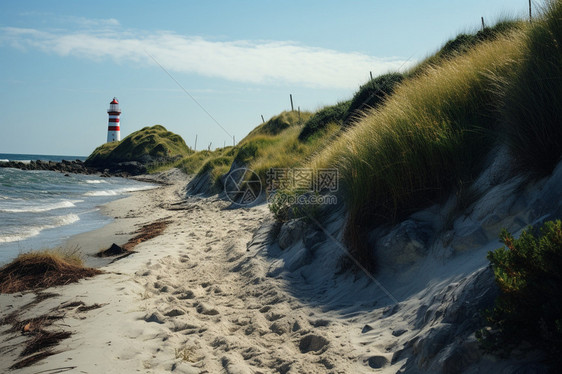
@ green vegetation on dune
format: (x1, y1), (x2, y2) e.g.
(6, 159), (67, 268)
(342, 72), (404, 126)
(245, 111), (311, 138)
(177, 147), (235, 175)
(499, 1), (562, 174)
(180, 110), (337, 194)
(298, 101), (350, 141)
(478, 220), (562, 364)
(309, 28), (524, 267)
(86, 125), (192, 170)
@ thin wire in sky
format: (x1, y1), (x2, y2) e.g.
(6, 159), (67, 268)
(144, 49), (233, 139)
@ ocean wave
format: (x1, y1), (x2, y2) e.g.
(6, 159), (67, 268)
(0, 229), (42, 244)
(54, 213), (80, 226)
(85, 180), (108, 184)
(0, 213), (80, 243)
(0, 200), (82, 213)
(83, 190), (119, 197)
(84, 185), (155, 197)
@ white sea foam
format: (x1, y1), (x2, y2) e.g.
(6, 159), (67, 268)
(0, 213), (80, 243)
(85, 180), (108, 184)
(0, 229), (42, 243)
(0, 200), (82, 213)
(54, 213), (80, 226)
(84, 185), (155, 197)
(84, 190), (119, 197)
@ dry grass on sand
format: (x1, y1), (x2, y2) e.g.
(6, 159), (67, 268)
(0, 249), (102, 294)
(97, 219), (172, 257)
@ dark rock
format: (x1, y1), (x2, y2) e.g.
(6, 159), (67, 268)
(0, 159), (99, 175)
(97, 243), (126, 257)
(113, 161), (147, 175)
(367, 355), (389, 369)
(362, 324), (374, 333)
(392, 329), (407, 337)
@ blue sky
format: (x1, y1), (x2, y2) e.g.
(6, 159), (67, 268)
(0, 0), (542, 156)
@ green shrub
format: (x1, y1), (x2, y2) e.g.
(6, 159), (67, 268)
(342, 73), (404, 125)
(298, 101), (350, 141)
(478, 220), (562, 364)
(268, 190), (323, 223)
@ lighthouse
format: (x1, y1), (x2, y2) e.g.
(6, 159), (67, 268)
(107, 97), (121, 142)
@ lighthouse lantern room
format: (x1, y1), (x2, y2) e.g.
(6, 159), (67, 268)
(107, 97), (121, 143)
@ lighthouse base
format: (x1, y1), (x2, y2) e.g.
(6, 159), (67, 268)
(107, 131), (120, 143)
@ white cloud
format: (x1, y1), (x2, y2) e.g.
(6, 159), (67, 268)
(0, 24), (413, 89)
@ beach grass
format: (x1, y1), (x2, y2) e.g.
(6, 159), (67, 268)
(342, 72), (404, 127)
(497, 0), (562, 174)
(305, 21), (528, 268)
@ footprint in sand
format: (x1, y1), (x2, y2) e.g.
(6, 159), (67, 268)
(194, 302), (219, 316)
(173, 288), (195, 300)
(265, 312), (284, 322)
(144, 311), (165, 324)
(298, 334), (330, 354)
(164, 308), (186, 317)
(269, 320), (291, 335)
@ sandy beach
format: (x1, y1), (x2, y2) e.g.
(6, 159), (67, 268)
(0, 170), (360, 373)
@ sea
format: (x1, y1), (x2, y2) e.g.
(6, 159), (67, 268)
(0, 153), (156, 265)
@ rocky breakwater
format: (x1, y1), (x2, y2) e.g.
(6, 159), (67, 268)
(0, 159), (146, 177)
(0, 159), (97, 174)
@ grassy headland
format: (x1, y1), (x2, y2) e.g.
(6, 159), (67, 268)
(86, 125), (192, 171)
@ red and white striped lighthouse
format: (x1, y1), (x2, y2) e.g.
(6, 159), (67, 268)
(107, 97), (121, 142)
